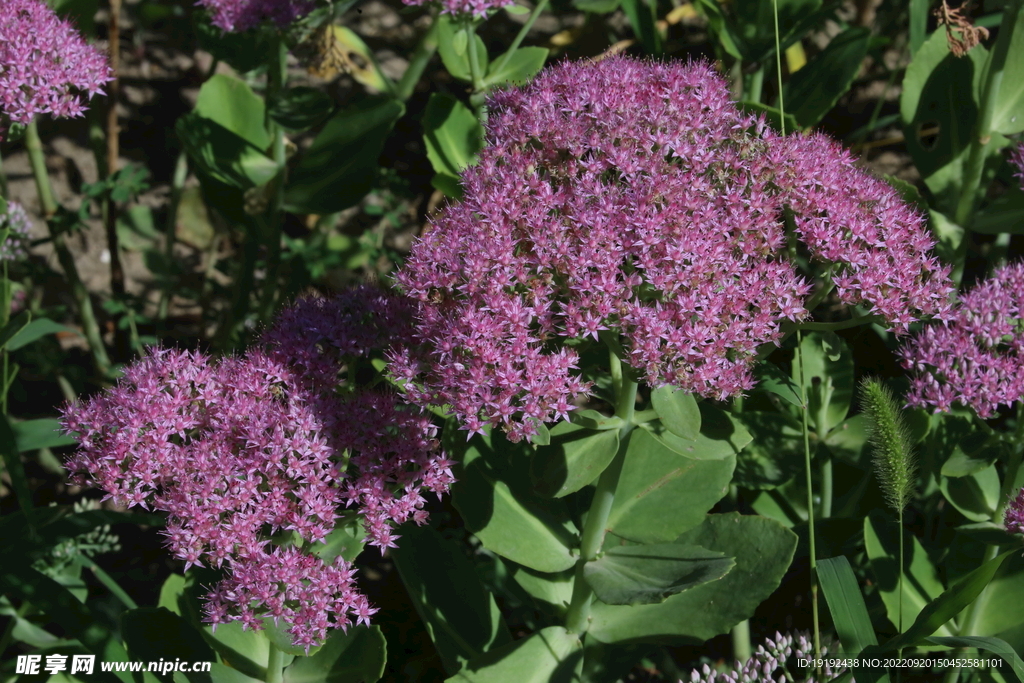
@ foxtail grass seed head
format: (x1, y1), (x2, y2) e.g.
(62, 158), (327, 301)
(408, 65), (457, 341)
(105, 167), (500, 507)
(861, 378), (916, 513)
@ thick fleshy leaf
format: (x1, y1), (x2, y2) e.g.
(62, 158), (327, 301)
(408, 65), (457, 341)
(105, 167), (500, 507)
(510, 566), (574, 617)
(177, 114), (277, 189)
(731, 412), (804, 490)
(753, 362), (805, 408)
(884, 550), (1013, 651)
(569, 410), (624, 431)
(864, 510), (951, 636)
(453, 432), (578, 572)
(195, 74), (270, 150)
(939, 464), (1000, 522)
(309, 520), (365, 564)
(483, 47), (549, 88)
(12, 418), (77, 452)
(283, 96), (404, 214)
(583, 543), (733, 605)
(606, 428), (735, 543)
(531, 422), (620, 498)
(282, 626), (387, 683)
(391, 524), (511, 675)
(990, 0), (1024, 136)
(588, 513), (797, 643)
(422, 93), (483, 196)
(445, 626), (583, 683)
(644, 403), (751, 461)
(122, 608), (214, 683)
(797, 331), (853, 436)
(437, 16), (488, 82)
(650, 386), (701, 440)
(941, 435), (1005, 478)
(268, 87), (336, 133)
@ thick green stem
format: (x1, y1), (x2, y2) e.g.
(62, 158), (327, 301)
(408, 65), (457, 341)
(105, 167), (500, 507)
(795, 333), (821, 675)
(772, 0), (786, 135)
(265, 641), (284, 683)
(255, 38), (289, 325)
(732, 619), (752, 663)
(466, 22), (485, 95)
(395, 16), (440, 101)
(820, 454), (833, 519)
(953, 0), (1021, 231)
(25, 120), (111, 376)
(564, 346), (637, 635)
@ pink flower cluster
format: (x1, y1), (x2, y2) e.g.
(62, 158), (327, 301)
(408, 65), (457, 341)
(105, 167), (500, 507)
(901, 261), (1024, 418)
(0, 0), (111, 139)
(401, 0), (513, 19)
(1007, 488), (1024, 536)
(393, 56), (952, 442)
(1, 201), (32, 262)
(1011, 143), (1024, 190)
(62, 289), (453, 648)
(195, 0), (316, 32)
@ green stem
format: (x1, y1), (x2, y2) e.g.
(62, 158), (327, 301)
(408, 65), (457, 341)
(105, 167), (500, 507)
(25, 120), (112, 376)
(746, 65), (765, 104)
(265, 641), (284, 683)
(795, 332), (821, 675)
(564, 344), (637, 635)
(772, 0), (786, 135)
(466, 21), (485, 95)
(77, 555), (137, 610)
(255, 38), (289, 325)
(952, 0), (1021, 231)
(490, 0), (551, 77)
(395, 15), (440, 101)
(732, 619), (752, 663)
(820, 454), (833, 519)
(158, 151), (188, 325)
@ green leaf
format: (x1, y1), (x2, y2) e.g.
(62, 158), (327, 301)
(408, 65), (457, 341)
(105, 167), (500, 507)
(941, 436), (1005, 477)
(445, 626), (583, 683)
(510, 566), (574, 617)
(391, 525), (511, 676)
(159, 574), (187, 616)
(583, 543), (734, 605)
(0, 414), (35, 529)
(884, 550), (1013, 651)
(52, 0), (99, 34)
(817, 556), (878, 655)
(531, 422), (620, 498)
(731, 412), (804, 490)
(309, 520), (365, 564)
(483, 47), (549, 88)
(570, 410), (624, 431)
(573, 0), (620, 11)
(13, 418), (77, 452)
(268, 87), (336, 133)
(940, 463), (1001, 521)
(644, 403), (751, 461)
(606, 428), (735, 543)
(422, 93), (483, 182)
(0, 310), (30, 350)
(282, 626), (387, 683)
(177, 114), (278, 189)
(284, 96), (404, 214)
(864, 510), (952, 636)
(783, 27), (871, 128)
(650, 386), (701, 440)
(619, 0), (660, 53)
(737, 102), (799, 136)
(990, 0), (1024, 136)
(798, 331), (854, 435)
(438, 17), (488, 82)
(195, 74), (270, 150)
(589, 513), (797, 644)
(7, 318), (76, 351)
(504, 3), (530, 13)
(453, 432), (578, 573)
(974, 188), (1024, 235)
(122, 608), (215, 683)
(964, 550), (1024, 639)
(926, 636), (1024, 681)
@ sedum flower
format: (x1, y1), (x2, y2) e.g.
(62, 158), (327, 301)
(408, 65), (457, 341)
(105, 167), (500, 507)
(400, 0), (513, 19)
(682, 631), (842, 683)
(1007, 487), (1024, 536)
(393, 56), (953, 442)
(901, 261), (1024, 418)
(1, 201), (32, 262)
(1011, 143), (1024, 191)
(62, 289), (454, 648)
(196, 0), (317, 33)
(0, 0), (111, 140)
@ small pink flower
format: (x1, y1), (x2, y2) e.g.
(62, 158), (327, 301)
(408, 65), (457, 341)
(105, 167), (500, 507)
(195, 0), (316, 32)
(1007, 488), (1024, 536)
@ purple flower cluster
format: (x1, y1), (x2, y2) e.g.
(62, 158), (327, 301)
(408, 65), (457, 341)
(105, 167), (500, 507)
(393, 56), (952, 442)
(63, 289), (453, 648)
(1007, 488), (1024, 536)
(401, 0), (513, 19)
(1, 201), (32, 262)
(683, 631), (842, 683)
(901, 261), (1024, 418)
(0, 0), (111, 140)
(262, 289), (455, 550)
(195, 0), (316, 32)
(1011, 143), (1024, 191)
